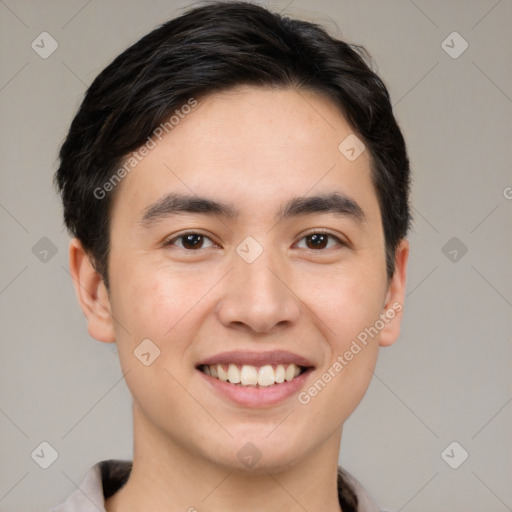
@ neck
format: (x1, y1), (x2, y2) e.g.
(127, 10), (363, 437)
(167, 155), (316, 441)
(105, 403), (344, 512)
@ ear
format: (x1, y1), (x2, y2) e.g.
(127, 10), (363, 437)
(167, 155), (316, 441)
(378, 238), (409, 347)
(68, 237), (116, 343)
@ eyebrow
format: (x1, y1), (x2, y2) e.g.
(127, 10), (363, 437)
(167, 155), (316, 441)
(139, 191), (366, 226)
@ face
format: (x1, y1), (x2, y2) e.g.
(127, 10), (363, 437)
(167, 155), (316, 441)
(73, 85), (408, 473)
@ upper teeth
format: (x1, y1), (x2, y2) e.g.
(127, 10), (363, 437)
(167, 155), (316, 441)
(202, 363), (302, 387)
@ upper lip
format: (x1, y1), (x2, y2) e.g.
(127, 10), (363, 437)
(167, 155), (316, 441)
(196, 350), (315, 368)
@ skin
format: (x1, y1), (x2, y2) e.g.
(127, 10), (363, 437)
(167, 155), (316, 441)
(69, 85), (409, 512)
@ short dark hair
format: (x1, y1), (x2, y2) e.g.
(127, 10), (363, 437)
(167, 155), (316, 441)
(54, 0), (412, 290)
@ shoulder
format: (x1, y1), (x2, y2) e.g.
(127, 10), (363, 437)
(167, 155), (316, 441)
(98, 459), (132, 498)
(337, 466), (393, 512)
(48, 459), (132, 512)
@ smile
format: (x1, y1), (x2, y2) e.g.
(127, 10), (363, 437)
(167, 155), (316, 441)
(199, 363), (307, 387)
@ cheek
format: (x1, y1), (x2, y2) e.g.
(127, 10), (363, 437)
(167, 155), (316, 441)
(302, 265), (387, 348)
(111, 268), (203, 409)
(299, 275), (383, 422)
(111, 260), (209, 342)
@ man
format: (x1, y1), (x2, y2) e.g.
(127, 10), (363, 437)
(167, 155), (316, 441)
(51, 1), (411, 511)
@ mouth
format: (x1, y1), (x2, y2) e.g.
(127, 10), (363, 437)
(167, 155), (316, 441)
(195, 350), (315, 406)
(197, 362), (310, 388)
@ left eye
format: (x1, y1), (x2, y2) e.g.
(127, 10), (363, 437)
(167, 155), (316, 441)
(165, 231), (344, 251)
(295, 232), (344, 250)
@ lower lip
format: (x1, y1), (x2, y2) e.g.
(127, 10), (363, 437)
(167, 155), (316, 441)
(197, 368), (314, 408)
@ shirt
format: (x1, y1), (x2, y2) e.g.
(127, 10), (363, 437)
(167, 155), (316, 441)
(48, 459), (388, 512)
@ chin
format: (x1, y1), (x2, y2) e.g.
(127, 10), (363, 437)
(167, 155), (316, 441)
(203, 433), (309, 475)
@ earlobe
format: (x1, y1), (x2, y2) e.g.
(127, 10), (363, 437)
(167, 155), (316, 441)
(379, 238), (409, 347)
(68, 238), (116, 343)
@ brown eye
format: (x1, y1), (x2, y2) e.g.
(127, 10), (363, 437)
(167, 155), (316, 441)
(296, 232), (345, 250)
(165, 233), (216, 250)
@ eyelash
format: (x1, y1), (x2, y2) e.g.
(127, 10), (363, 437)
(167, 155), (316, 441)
(164, 230), (347, 251)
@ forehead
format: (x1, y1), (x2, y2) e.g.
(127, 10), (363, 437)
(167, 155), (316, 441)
(111, 85), (379, 227)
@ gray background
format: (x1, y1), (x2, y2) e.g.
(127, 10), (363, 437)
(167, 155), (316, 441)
(1, 0), (511, 511)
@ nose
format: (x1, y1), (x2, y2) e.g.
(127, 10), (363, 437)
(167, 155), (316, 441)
(215, 247), (301, 334)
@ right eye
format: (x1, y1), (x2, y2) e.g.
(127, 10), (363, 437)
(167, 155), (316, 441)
(163, 232), (218, 251)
